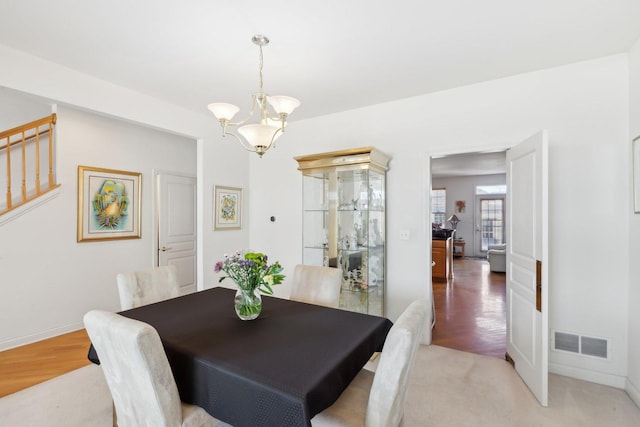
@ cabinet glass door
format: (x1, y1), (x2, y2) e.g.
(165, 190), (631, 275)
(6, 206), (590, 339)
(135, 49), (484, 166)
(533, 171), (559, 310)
(302, 172), (329, 266)
(335, 169), (384, 315)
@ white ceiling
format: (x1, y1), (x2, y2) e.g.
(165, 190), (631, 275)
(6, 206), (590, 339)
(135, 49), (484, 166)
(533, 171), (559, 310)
(1, 0), (639, 122)
(431, 151), (506, 178)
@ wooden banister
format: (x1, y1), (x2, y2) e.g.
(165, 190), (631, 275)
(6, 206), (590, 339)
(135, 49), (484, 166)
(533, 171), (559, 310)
(0, 114), (56, 146)
(1, 114), (59, 216)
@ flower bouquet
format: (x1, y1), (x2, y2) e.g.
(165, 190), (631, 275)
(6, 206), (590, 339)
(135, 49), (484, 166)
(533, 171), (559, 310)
(215, 250), (285, 320)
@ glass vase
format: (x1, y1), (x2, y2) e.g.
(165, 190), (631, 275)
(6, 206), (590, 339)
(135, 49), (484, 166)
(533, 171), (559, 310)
(234, 287), (262, 320)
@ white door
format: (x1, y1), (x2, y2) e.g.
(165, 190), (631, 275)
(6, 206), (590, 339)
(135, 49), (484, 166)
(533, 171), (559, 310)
(506, 131), (549, 406)
(157, 173), (197, 295)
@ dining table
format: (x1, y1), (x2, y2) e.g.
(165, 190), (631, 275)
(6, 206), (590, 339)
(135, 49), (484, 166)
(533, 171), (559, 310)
(88, 286), (393, 427)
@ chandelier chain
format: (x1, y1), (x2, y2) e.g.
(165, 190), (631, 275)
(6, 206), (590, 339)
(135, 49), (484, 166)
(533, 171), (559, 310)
(258, 45), (264, 91)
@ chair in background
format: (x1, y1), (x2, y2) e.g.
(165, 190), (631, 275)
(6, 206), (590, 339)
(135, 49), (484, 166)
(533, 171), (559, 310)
(311, 298), (429, 427)
(84, 310), (225, 427)
(487, 244), (506, 273)
(116, 265), (180, 310)
(290, 264), (343, 308)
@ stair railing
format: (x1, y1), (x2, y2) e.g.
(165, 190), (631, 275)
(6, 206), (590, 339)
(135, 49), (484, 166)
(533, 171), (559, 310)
(0, 114), (59, 215)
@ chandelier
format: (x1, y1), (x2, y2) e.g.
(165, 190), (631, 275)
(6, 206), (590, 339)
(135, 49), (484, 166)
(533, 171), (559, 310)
(208, 35), (301, 158)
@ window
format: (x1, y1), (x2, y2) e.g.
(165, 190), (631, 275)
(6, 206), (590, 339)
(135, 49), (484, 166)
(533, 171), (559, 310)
(431, 188), (446, 226)
(479, 198), (504, 251)
(475, 184), (506, 251)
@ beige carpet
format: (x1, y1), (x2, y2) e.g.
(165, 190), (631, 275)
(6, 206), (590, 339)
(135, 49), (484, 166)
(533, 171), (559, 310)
(1, 345), (639, 426)
(0, 363), (112, 426)
(405, 345), (640, 427)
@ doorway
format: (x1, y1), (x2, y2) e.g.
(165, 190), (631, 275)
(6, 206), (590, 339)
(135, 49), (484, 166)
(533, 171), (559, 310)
(430, 151), (507, 358)
(155, 171), (197, 295)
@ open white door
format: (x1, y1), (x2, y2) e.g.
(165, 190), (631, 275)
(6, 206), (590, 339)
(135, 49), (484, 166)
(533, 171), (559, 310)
(157, 173), (197, 295)
(506, 130), (549, 406)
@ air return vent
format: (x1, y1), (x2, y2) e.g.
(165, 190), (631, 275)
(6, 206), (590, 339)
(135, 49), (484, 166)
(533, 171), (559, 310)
(581, 336), (608, 358)
(554, 332), (579, 353)
(553, 331), (608, 359)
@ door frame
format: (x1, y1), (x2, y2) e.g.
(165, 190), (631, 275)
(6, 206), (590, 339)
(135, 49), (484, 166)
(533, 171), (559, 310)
(428, 147), (509, 331)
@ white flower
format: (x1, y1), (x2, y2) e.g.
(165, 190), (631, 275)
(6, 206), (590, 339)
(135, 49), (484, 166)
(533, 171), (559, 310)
(263, 275), (274, 285)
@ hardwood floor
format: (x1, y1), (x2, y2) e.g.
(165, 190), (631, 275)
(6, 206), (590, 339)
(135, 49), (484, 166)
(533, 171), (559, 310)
(431, 256), (507, 359)
(0, 259), (505, 397)
(0, 329), (91, 397)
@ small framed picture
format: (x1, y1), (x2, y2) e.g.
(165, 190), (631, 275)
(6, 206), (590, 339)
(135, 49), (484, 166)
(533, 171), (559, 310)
(77, 166), (142, 242)
(214, 185), (243, 230)
(634, 135), (640, 213)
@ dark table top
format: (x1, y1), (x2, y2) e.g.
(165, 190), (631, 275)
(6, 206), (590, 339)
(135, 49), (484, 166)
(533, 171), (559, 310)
(88, 286), (392, 427)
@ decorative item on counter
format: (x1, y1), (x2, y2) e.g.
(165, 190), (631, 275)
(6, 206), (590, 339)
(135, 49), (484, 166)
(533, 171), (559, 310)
(447, 214), (461, 230)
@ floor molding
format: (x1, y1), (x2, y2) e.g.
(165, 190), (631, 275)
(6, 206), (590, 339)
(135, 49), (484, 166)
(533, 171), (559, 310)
(626, 377), (640, 408)
(549, 362), (627, 389)
(0, 321), (83, 352)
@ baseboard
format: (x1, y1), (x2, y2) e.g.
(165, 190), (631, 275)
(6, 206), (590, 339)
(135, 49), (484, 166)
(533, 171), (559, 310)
(626, 377), (640, 408)
(549, 362), (627, 389)
(0, 321), (84, 352)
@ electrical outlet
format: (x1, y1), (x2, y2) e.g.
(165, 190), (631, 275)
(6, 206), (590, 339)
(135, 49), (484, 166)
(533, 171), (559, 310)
(399, 229), (410, 240)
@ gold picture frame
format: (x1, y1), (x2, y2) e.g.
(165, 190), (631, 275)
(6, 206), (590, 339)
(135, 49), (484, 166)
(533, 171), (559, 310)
(214, 185), (243, 230)
(77, 166), (142, 242)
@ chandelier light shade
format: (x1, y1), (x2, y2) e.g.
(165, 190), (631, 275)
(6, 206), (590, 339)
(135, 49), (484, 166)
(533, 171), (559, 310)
(208, 35), (300, 158)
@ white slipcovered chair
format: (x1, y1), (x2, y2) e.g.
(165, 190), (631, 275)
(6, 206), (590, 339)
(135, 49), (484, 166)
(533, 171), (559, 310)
(117, 265), (180, 310)
(311, 298), (429, 427)
(84, 310), (224, 427)
(487, 244), (506, 273)
(290, 264), (343, 308)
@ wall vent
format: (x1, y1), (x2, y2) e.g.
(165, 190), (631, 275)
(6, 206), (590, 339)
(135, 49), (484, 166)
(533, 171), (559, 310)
(553, 331), (608, 359)
(581, 336), (608, 358)
(554, 332), (579, 353)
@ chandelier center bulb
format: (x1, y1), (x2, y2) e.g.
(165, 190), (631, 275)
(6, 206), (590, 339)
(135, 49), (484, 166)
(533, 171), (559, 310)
(252, 34), (269, 47)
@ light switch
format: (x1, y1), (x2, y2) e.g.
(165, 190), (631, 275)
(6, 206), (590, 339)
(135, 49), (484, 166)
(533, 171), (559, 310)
(399, 229), (410, 240)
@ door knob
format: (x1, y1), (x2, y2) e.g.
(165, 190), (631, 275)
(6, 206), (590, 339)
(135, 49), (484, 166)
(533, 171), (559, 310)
(160, 246), (172, 252)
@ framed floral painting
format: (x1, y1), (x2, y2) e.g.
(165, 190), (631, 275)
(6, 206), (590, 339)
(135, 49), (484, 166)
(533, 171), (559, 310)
(214, 185), (243, 230)
(77, 166), (142, 242)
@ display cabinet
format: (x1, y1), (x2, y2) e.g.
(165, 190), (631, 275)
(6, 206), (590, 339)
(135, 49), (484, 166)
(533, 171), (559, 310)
(295, 147), (390, 316)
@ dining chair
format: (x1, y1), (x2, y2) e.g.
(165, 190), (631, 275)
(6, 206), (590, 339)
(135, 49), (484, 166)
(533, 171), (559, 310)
(116, 265), (180, 310)
(84, 310), (226, 427)
(290, 264), (343, 308)
(311, 298), (430, 427)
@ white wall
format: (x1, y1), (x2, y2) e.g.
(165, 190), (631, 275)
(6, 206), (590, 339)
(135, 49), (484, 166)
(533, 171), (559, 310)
(626, 35), (640, 405)
(432, 174), (506, 257)
(0, 45), (251, 348)
(0, 106), (197, 349)
(0, 87), (51, 129)
(249, 54), (631, 386)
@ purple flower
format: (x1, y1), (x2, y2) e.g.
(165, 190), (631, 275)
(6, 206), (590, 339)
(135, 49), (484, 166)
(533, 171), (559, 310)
(214, 249), (284, 295)
(214, 261), (223, 272)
